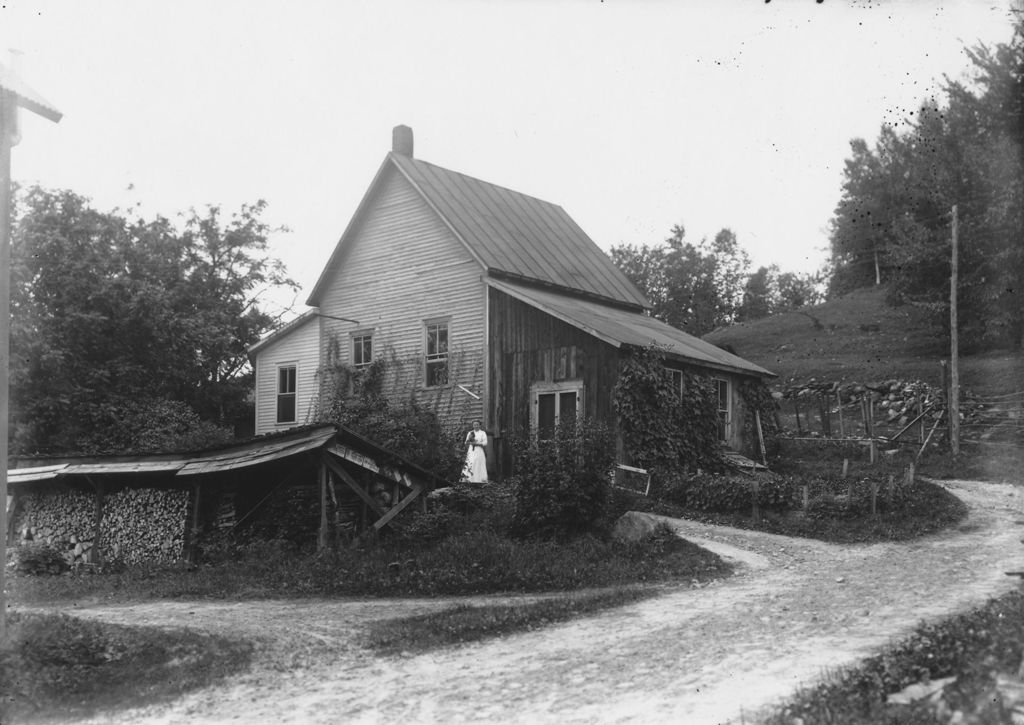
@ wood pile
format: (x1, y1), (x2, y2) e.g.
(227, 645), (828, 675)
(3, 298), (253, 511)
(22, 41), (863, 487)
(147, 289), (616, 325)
(99, 488), (189, 565)
(12, 491), (97, 566)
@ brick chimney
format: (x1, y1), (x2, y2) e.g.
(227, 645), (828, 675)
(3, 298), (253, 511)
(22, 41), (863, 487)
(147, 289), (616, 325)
(392, 125), (413, 157)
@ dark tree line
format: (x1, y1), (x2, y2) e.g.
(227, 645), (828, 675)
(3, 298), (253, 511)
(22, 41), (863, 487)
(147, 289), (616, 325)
(10, 187), (296, 454)
(610, 225), (822, 337)
(829, 17), (1024, 349)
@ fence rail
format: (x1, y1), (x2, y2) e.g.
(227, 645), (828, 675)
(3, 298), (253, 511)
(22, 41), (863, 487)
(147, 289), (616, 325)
(780, 378), (1022, 457)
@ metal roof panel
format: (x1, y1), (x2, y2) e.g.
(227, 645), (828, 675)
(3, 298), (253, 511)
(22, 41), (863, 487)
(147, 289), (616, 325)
(488, 279), (775, 378)
(391, 154), (650, 308)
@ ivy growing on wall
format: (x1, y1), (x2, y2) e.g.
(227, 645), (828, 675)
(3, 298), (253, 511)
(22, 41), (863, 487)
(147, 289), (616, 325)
(612, 344), (723, 474)
(313, 356), (464, 481)
(738, 379), (782, 459)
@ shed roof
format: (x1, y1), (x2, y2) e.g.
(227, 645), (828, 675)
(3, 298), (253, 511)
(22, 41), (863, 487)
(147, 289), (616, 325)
(176, 427), (335, 476)
(8, 464), (68, 484)
(488, 278), (775, 378)
(307, 151), (650, 310)
(7, 424), (447, 490)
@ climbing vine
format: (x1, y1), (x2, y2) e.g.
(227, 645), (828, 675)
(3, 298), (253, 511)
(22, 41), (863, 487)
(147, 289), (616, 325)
(312, 356), (463, 481)
(612, 345), (723, 474)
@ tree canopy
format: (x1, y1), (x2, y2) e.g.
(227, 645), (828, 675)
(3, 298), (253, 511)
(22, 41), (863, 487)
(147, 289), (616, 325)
(610, 225), (821, 335)
(828, 18), (1024, 349)
(10, 187), (296, 454)
(610, 225), (750, 337)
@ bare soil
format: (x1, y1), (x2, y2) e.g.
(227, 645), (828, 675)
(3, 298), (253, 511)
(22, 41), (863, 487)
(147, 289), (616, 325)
(43, 478), (1024, 725)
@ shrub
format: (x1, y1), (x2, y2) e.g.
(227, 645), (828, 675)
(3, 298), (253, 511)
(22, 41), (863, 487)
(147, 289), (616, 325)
(313, 358), (465, 481)
(507, 420), (616, 539)
(7, 542), (69, 575)
(661, 471), (798, 513)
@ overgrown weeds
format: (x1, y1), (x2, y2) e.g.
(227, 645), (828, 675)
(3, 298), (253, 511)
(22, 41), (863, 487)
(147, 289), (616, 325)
(612, 440), (968, 543)
(761, 589), (1024, 724)
(0, 610), (252, 724)
(9, 486), (730, 605)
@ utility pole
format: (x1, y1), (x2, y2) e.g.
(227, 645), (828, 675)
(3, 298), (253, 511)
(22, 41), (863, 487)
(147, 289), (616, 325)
(950, 205), (960, 456)
(0, 54), (61, 641)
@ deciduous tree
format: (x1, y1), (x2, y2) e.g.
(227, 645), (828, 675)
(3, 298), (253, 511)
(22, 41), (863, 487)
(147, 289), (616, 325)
(10, 187), (296, 454)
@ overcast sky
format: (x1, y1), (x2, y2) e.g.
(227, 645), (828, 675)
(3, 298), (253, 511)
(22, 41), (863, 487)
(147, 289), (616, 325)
(2, 0), (1017, 318)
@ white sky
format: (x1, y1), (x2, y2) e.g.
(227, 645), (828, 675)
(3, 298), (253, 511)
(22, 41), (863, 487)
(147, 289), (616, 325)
(1, 0), (1017, 318)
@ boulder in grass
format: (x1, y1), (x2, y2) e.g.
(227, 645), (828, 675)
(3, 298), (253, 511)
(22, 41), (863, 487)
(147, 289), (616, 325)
(612, 511), (662, 543)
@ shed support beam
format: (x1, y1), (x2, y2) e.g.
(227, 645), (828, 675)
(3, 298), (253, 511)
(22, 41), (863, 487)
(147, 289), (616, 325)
(372, 483), (424, 531)
(323, 454), (386, 518)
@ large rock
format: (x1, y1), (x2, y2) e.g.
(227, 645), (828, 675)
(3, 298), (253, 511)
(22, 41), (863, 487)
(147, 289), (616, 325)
(611, 511), (661, 543)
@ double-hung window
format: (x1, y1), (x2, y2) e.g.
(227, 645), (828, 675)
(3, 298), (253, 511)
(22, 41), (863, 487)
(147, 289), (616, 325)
(715, 378), (731, 442)
(424, 320), (449, 387)
(276, 364), (297, 424)
(531, 381), (583, 439)
(667, 368), (684, 398)
(352, 333), (373, 370)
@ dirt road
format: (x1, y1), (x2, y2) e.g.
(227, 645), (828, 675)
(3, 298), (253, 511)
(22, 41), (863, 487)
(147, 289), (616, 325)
(63, 478), (1023, 725)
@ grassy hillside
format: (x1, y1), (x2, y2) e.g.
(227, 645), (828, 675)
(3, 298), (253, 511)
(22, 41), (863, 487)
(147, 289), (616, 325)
(704, 286), (1022, 396)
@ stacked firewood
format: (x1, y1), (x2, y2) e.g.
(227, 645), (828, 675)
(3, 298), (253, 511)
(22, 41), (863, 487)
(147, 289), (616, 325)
(99, 488), (189, 564)
(13, 491), (97, 566)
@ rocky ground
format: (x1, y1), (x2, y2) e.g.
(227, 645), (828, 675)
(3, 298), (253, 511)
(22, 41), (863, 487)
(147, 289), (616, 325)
(46, 478), (1024, 725)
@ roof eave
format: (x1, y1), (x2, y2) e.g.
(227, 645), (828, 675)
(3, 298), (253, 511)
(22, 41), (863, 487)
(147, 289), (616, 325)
(487, 269), (648, 314)
(656, 346), (777, 379)
(306, 156), (398, 306)
(247, 308), (320, 358)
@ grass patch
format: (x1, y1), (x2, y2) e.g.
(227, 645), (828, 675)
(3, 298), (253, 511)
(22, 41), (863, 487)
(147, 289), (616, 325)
(916, 445), (1024, 485)
(704, 286), (1024, 397)
(362, 587), (651, 655)
(611, 439), (969, 544)
(9, 526), (731, 606)
(0, 610), (253, 724)
(666, 479), (967, 544)
(762, 589), (1024, 724)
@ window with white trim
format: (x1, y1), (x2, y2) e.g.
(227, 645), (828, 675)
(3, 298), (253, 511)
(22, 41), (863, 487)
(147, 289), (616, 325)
(424, 320), (449, 387)
(352, 333), (373, 370)
(276, 364), (297, 424)
(531, 380), (583, 439)
(667, 368), (684, 398)
(715, 378), (731, 442)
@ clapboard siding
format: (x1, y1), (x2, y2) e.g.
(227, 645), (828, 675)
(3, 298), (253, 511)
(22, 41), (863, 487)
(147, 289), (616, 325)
(318, 166), (485, 430)
(253, 316), (321, 435)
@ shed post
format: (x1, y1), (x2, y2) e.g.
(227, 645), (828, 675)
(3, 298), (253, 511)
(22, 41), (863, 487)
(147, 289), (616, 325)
(0, 53), (63, 641)
(318, 461), (329, 551)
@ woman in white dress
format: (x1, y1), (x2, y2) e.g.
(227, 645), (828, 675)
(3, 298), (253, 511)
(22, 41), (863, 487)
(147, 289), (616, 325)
(462, 420), (488, 483)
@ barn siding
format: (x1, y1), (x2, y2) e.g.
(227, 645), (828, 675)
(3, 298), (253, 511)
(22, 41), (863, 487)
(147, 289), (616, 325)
(254, 317), (321, 435)
(488, 287), (621, 442)
(317, 167), (485, 432)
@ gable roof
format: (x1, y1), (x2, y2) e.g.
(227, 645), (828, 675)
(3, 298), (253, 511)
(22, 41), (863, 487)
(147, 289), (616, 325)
(247, 308), (319, 358)
(307, 152), (650, 309)
(489, 278), (775, 378)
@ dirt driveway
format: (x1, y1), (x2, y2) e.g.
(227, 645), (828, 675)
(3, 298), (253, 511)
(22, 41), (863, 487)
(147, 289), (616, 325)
(60, 478), (1024, 725)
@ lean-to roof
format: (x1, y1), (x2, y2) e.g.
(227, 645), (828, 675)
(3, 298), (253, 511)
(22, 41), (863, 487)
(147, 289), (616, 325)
(488, 278), (775, 378)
